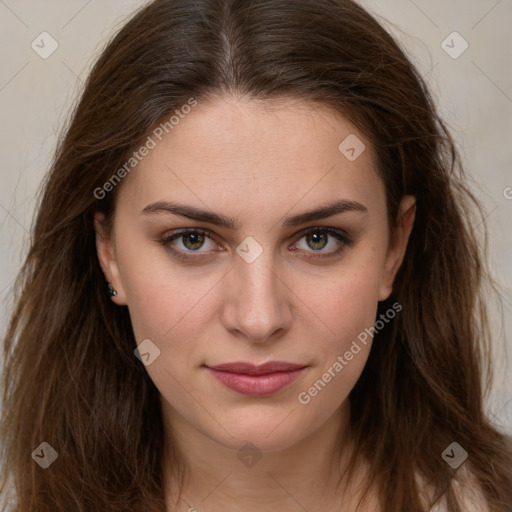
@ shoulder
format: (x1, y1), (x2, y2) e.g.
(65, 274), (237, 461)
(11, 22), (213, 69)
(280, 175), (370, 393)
(416, 464), (490, 512)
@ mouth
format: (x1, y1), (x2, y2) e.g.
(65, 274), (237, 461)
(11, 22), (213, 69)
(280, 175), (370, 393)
(205, 361), (308, 396)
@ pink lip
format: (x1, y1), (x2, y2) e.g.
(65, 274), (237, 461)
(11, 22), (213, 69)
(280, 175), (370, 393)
(206, 361), (307, 396)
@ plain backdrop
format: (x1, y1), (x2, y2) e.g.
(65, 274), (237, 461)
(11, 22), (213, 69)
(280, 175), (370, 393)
(0, 0), (511, 433)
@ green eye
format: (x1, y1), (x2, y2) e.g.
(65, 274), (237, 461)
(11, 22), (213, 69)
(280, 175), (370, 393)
(291, 227), (353, 258)
(159, 226), (353, 261)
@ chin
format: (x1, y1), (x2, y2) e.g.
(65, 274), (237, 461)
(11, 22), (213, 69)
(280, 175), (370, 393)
(204, 413), (310, 453)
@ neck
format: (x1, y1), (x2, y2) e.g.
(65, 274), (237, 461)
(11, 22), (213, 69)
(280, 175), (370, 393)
(161, 399), (372, 512)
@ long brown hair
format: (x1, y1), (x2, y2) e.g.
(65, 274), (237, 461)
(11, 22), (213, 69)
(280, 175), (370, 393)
(1, 0), (511, 510)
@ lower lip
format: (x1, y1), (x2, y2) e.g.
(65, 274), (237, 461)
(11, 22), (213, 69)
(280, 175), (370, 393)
(206, 368), (306, 396)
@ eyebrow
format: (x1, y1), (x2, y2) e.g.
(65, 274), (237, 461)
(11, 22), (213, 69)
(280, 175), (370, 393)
(141, 199), (368, 229)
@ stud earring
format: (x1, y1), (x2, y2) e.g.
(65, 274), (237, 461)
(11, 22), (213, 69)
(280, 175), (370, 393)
(107, 283), (117, 298)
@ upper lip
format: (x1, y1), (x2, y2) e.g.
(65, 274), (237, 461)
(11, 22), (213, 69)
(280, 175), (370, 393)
(206, 361), (307, 375)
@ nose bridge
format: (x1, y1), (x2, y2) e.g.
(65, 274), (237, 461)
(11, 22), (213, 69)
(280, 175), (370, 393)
(222, 238), (292, 342)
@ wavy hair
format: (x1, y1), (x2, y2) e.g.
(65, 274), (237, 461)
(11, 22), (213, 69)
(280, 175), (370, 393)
(1, 0), (511, 510)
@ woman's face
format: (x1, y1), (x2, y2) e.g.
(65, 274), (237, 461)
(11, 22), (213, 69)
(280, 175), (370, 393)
(95, 95), (415, 452)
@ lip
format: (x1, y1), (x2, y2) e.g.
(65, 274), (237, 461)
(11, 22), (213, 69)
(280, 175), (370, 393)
(208, 361), (306, 375)
(206, 361), (307, 396)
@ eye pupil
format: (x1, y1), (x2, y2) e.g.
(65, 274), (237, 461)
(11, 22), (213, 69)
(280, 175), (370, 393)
(307, 232), (328, 250)
(183, 233), (204, 250)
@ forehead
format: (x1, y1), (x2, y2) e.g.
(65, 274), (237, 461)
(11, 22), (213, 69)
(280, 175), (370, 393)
(117, 95), (385, 220)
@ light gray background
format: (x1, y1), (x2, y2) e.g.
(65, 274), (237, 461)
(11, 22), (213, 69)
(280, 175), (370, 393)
(0, 0), (511, 432)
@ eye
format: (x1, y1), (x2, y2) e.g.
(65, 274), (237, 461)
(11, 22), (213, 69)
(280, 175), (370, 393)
(290, 226), (353, 258)
(159, 228), (220, 260)
(158, 226), (353, 261)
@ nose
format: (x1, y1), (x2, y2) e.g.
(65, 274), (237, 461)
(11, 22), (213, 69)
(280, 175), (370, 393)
(220, 250), (294, 344)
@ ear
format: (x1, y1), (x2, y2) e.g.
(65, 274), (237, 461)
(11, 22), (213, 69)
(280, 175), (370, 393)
(93, 212), (127, 305)
(378, 195), (416, 301)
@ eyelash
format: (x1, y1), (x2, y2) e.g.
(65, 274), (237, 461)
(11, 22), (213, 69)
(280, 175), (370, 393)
(158, 227), (354, 262)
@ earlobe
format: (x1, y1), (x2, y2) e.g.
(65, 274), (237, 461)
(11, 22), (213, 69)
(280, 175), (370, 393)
(378, 195), (416, 301)
(93, 212), (127, 305)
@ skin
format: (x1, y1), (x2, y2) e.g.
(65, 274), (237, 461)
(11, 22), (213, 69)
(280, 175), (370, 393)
(95, 95), (416, 511)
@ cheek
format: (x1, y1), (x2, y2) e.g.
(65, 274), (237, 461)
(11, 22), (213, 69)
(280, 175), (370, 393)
(293, 278), (378, 413)
(115, 235), (209, 343)
(294, 246), (385, 352)
(291, 244), (385, 409)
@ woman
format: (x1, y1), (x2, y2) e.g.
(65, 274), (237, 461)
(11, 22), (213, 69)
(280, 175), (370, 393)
(1, 0), (511, 510)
